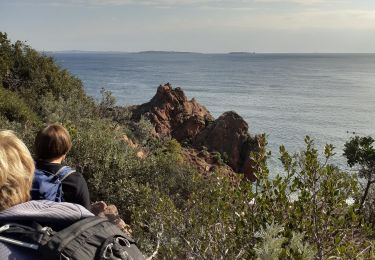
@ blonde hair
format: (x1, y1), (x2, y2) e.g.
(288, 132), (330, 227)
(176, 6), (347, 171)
(0, 130), (34, 210)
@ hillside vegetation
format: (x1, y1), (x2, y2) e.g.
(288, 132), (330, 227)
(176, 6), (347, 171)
(0, 32), (374, 259)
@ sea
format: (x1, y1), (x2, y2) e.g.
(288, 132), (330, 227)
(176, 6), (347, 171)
(51, 52), (375, 172)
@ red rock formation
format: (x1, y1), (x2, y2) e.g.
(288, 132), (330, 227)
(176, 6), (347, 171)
(181, 147), (235, 177)
(193, 111), (262, 181)
(130, 83), (213, 141)
(130, 84), (264, 181)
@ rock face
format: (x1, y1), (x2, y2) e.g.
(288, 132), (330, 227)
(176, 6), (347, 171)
(131, 83), (214, 141)
(193, 111), (262, 181)
(130, 84), (264, 181)
(181, 147), (235, 177)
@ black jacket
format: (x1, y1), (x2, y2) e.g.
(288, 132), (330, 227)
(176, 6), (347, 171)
(35, 160), (91, 210)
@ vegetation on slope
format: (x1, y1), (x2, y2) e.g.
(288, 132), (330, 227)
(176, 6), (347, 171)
(0, 32), (374, 259)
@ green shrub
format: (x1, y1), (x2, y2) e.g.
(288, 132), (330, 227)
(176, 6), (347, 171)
(0, 33), (13, 83)
(131, 186), (184, 257)
(254, 222), (316, 260)
(212, 151), (224, 165)
(344, 136), (375, 224)
(0, 87), (40, 124)
(0, 32), (87, 117)
(39, 92), (96, 124)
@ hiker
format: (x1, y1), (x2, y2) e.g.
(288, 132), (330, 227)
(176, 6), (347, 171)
(0, 130), (144, 259)
(31, 124), (90, 209)
(0, 130), (91, 259)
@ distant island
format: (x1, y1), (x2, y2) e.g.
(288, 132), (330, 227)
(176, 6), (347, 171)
(137, 51), (200, 54)
(228, 52), (256, 55)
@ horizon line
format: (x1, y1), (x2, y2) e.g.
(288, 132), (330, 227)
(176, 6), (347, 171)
(41, 50), (375, 55)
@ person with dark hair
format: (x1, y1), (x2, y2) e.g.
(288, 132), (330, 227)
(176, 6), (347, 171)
(34, 123), (72, 161)
(32, 124), (91, 210)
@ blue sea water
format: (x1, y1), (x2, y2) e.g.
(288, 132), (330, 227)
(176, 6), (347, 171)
(51, 52), (375, 171)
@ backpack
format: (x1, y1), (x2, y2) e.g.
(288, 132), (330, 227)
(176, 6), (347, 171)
(0, 216), (145, 260)
(31, 166), (76, 202)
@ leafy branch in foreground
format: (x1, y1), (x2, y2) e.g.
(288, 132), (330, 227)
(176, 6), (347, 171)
(344, 136), (375, 228)
(252, 136), (369, 259)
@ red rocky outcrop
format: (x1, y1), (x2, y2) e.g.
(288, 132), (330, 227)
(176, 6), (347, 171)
(130, 84), (264, 181)
(130, 83), (213, 141)
(193, 111), (263, 181)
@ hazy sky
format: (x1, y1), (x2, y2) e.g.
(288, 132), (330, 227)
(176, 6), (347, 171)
(1, 0), (375, 53)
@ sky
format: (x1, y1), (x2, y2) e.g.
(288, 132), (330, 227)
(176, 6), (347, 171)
(1, 0), (375, 53)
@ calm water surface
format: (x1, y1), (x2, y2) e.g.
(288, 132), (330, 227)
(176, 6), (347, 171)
(51, 52), (375, 171)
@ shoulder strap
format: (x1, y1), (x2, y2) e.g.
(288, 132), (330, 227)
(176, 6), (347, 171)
(0, 223), (50, 251)
(54, 166), (76, 182)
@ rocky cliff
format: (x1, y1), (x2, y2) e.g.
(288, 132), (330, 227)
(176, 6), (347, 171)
(130, 83), (264, 180)
(130, 83), (213, 141)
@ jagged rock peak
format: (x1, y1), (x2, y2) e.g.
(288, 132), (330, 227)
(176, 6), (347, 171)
(130, 83), (213, 141)
(149, 83), (187, 105)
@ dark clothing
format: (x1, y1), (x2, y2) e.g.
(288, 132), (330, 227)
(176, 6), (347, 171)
(35, 160), (91, 210)
(0, 200), (94, 260)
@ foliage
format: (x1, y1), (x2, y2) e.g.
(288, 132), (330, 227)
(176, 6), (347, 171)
(212, 151), (224, 165)
(272, 137), (363, 259)
(344, 136), (375, 170)
(0, 32), (88, 117)
(130, 116), (155, 145)
(173, 136), (370, 259)
(0, 86), (39, 124)
(254, 222), (316, 260)
(344, 136), (375, 223)
(99, 88), (116, 113)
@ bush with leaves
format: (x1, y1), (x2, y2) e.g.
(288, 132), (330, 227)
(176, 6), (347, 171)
(344, 136), (375, 224)
(259, 137), (369, 259)
(171, 136), (373, 259)
(0, 86), (40, 124)
(254, 222), (316, 260)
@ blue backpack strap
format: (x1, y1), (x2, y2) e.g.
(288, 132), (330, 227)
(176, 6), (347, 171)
(54, 166), (76, 203)
(54, 166), (76, 182)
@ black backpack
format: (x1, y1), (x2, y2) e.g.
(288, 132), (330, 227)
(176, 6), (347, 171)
(0, 216), (145, 260)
